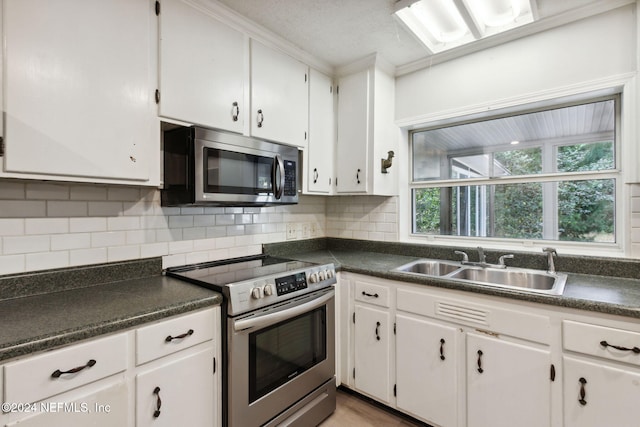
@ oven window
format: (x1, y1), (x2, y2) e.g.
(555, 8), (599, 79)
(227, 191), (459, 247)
(249, 306), (327, 403)
(204, 148), (274, 195)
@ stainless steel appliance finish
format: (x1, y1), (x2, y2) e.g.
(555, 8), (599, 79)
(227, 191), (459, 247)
(166, 255), (337, 427)
(162, 125), (299, 207)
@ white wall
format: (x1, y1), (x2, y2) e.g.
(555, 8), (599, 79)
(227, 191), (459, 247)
(0, 181), (326, 275)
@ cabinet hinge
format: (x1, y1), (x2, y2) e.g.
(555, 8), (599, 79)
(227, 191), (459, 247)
(393, 384), (397, 397)
(305, 73), (307, 83)
(550, 364), (555, 382)
(353, 368), (356, 379)
(0, 136), (4, 157)
(155, 89), (160, 104)
(155, 0), (160, 16)
(330, 85), (333, 94)
(394, 322), (396, 335)
(213, 357), (216, 374)
(305, 131), (307, 140)
(336, 85), (339, 95)
(352, 312), (355, 324)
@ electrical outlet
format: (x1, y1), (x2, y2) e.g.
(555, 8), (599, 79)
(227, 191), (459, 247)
(310, 223), (318, 237)
(286, 223), (297, 240)
(301, 223), (310, 239)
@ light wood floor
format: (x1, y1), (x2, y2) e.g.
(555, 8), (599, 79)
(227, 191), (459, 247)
(319, 390), (426, 427)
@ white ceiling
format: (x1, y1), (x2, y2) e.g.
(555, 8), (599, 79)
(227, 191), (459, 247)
(213, 0), (624, 70)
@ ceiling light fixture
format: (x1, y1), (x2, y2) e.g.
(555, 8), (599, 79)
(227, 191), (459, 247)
(394, 0), (535, 54)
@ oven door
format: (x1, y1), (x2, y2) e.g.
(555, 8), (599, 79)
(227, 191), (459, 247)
(228, 287), (335, 427)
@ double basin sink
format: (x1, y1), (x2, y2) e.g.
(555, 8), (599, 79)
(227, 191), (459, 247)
(393, 259), (567, 295)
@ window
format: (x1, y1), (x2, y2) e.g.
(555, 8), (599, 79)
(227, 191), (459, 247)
(410, 97), (618, 243)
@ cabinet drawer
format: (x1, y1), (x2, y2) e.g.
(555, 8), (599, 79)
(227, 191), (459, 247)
(136, 308), (215, 365)
(354, 281), (390, 307)
(563, 320), (640, 366)
(4, 333), (128, 404)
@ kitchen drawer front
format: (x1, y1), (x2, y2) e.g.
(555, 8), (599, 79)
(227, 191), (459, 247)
(136, 308), (215, 365)
(4, 333), (128, 404)
(354, 280), (390, 307)
(563, 320), (640, 366)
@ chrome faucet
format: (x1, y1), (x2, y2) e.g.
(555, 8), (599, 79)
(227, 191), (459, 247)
(542, 247), (557, 274)
(497, 254), (514, 268)
(454, 247), (513, 269)
(477, 247), (486, 265)
(454, 250), (469, 263)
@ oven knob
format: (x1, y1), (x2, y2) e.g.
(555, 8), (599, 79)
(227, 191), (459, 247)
(263, 284), (274, 296)
(251, 287), (263, 299)
(309, 272), (319, 284)
(318, 270), (326, 281)
(325, 269), (334, 279)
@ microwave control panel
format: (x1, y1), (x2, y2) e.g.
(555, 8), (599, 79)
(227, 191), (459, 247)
(284, 160), (297, 196)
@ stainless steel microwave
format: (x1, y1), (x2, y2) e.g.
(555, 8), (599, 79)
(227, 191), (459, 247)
(161, 125), (299, 206)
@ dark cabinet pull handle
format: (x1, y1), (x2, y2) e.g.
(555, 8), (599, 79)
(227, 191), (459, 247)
(232, 102), (239, 122)
(313, 168), (318, 184)
(362, 291), (379, 298)
(165, 329), (194, 342)
(600, 340), (640, 353)
(257, 109), (264, 128)
(356, 168), (361, 184)
(578, 377), (587, 406)
(440, 338), (446, 361)
(153, 386), (162, 418)
(477, 350), (484, 373)
(51, 359), (96, 378)
(375, 321), (381, 341)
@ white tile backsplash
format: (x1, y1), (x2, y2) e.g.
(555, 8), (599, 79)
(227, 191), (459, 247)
(0, 181), (328, 275)
(326, 196), (399, 242)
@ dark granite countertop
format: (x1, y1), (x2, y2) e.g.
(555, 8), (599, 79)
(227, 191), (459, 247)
(265, 241), (640, 320)
(0, 259), (222, 362)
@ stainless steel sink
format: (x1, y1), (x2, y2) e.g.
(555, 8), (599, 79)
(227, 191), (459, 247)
(393, 259), (567, 295)
(448, 266), (566, 294)
(394, 259), (462, 276)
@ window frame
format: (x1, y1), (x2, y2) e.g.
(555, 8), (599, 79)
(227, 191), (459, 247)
(407, 94), (622, 248)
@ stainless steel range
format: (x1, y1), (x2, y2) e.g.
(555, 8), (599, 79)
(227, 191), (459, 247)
(166, 255), (337, 427)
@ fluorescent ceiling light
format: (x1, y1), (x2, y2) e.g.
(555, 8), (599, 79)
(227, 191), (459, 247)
(394, 0), (535, 54)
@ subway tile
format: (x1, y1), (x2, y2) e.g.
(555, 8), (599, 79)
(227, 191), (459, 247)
(169, 240), (194, 254)
(215, 236), (236, 249)
(141, 215), (169, 230)
(3, 235), (50, 254)
(0, 181), (25, 199)
(235, 214), (253, 225)
(47, 201), (88, 217)
(183, 227), (207, 240)
(156, 228), (183, 242)
(180, 207), (204, 215)
(193, 238), (217, 251)
(162, 253), (187, 269)
(168, 215), (194, 229)
(51, 233), (91, 251)
(108, 216), (141, 231)
(186, 251), (210, 265)
(226, 225), (245, 236)
(0, 219), (25, 236)
(108, 245), (140, 262)
(216, 214), (235, 226)
(70, 217), (107, 233)
(107, 187), (141, 201)
(70, 185), (108, 200)
(194, 215), (216, 227)
(91, 231), (127, 248)
(0, 201), (47, 218)
(126, 230), (156, 245)
(203, 207), (225, 215)
(140, 242), (169, 258)
(123, 201), (154, 216)
(0, 254), (25, 275)
(88, 201), (124, 217)
(25, 183), (69, 200)
(225, 207), (244, 214)
(70, 248), (108, 266)
(206, 226), (228, 239)
(26, 251), (69, 271)
(25, 218), (69, 235)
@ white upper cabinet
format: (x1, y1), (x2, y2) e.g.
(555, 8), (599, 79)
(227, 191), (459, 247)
(305, 68), (334, 194)
(336, 58), (398, 195)
(158, 0), (245, 134)
(2, 0), (158, 185)
(250, 40), (309, 148)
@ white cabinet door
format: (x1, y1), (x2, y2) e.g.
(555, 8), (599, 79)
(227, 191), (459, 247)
(396, 314), (459, 427)
(158, 0), (244, 133)
(3, 0), (155, 183)
(4, 381), (128, 427)
(353, 303), (391, 403)
(467, 333), (552, 427)
(336, 70), (368, 193)
(136, 346), (215, 427)
(251, 40), (308, 147)
(306, 69), (334, 194)
(563, 356), (640, 427)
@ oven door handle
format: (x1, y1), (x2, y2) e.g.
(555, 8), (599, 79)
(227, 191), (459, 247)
(233, 291), (334, 332)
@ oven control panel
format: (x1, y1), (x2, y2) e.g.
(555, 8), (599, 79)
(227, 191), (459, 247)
(275, 272), (308, 296)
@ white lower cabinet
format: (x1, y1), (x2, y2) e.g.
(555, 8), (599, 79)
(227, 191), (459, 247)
(466, 333), (552, 427)
(136, 346), (214, 427)
(353, 303), (392, 403)
(396, 314), (459, 427)
(1, 307), (221, 427)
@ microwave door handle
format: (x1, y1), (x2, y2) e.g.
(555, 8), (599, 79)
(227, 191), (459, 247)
(274, 154), (285, 199)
